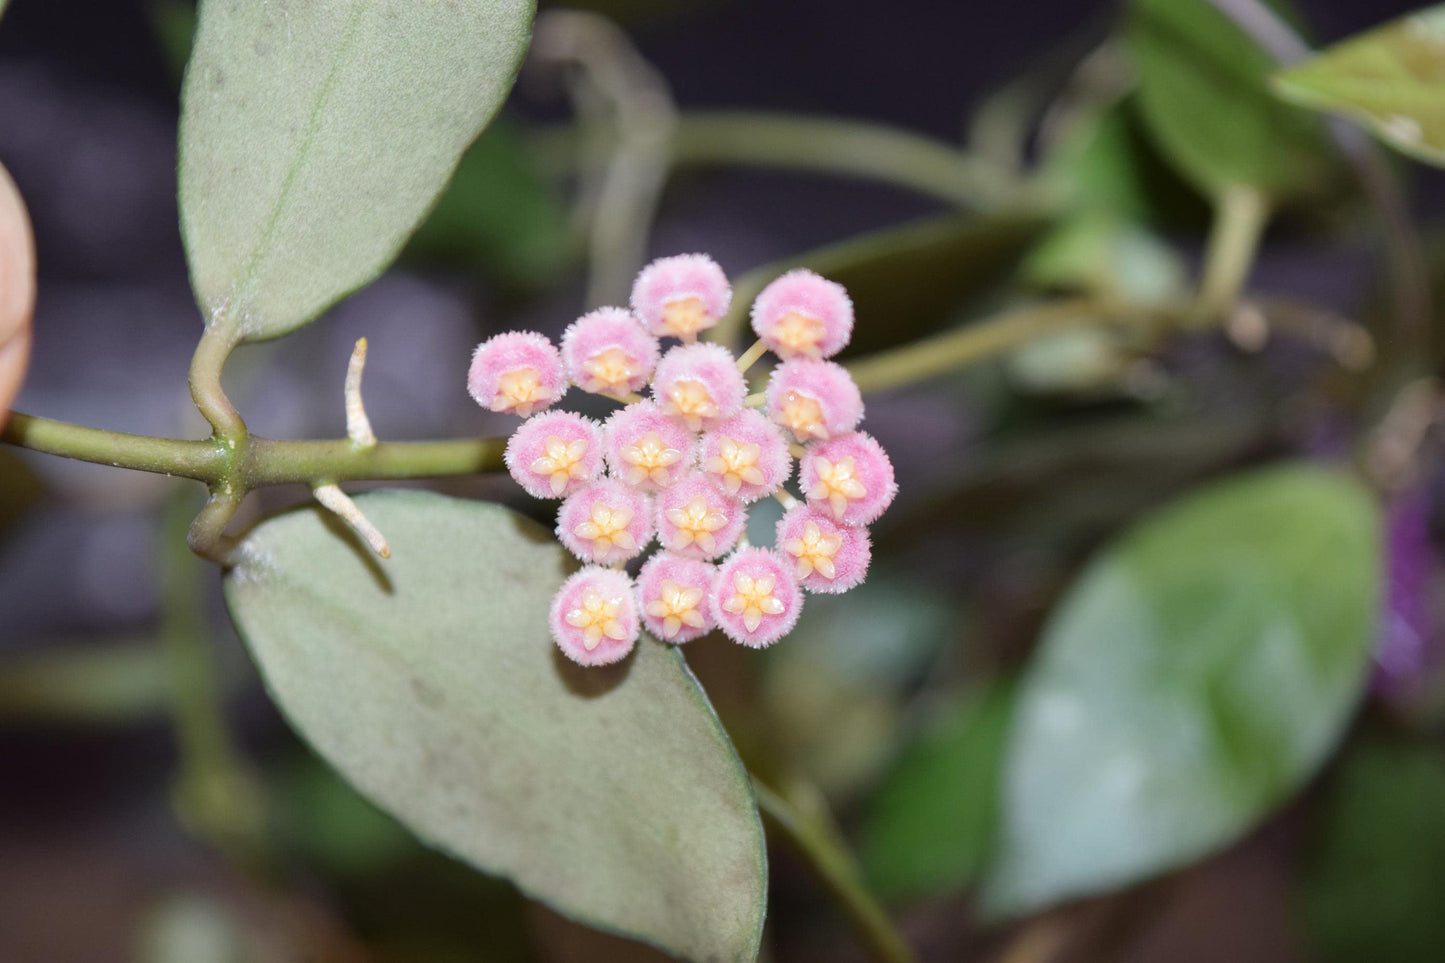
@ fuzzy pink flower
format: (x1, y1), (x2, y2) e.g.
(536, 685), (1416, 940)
(503, 410), (603, 500)
(556, 479), (653, 565)
(549, 567), (640, 666)
(750, 269), (853, 359)
(655, 470), (748, 560)
(764, 358), (864, 443)
(709, 548), (803, 648)
(775, 505), (871, 594)
(560, 307), (659, 397)
(630, 254), (732, 342)
(603, 401), (695, 492)
(652, 342), (746, 432)
(799, 431), (897, 526)
(699, 409), (792, 503)
(467, 331), (567, 418)
(637, 553), (716, 643)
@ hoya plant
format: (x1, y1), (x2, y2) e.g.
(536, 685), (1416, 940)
(3, 0), (1445, 960)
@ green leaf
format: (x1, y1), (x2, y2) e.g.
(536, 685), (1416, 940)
(1273, 7), (1445, 168)
(1301, 738), (1445, 963)
(179, 0), (535, 341)
(859, 683), (1014, 902)
(223, 491), (765, 961)
(982, 464), (1380, 916)
(1126, 0), (1330, 197)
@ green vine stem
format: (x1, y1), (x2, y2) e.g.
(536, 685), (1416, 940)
(1194, 184), (1271, 324)
(753, 778), (917, 963)
(189, 322), (247, 444)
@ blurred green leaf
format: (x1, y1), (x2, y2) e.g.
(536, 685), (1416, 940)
(859, 683), (1015, 902)
(1274, 7), (1445, 168)
(1301, 738), (1445, 963)
(1126, 0), (1330, 197)
(179, 0), (534, 341)
(224, 491), (765, 962)
(147, 0), (196, 81)
(982, 464), (1380, 916)
(136, 896), (243, 963)
(1021, 210), (1186, 303)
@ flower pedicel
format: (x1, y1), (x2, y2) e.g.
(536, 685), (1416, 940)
(469, 254), (895, 665)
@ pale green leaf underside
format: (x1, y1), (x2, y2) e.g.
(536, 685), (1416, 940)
(982, 465), (1379, 916)
(179, 0), (534, 340)
(224, 492), (766, 962)
(1274, 7), (1445, 167)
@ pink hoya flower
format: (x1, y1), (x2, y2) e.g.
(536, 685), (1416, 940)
(656, 469), (747, 560)
(750, 269), (853, 360)
(764, 358), (864, 443)
(603, 401), (695, 492)
(550, 567), (640, 666)
(630, 253), (732, 342)
(468, 331), (567, 418)
(775, 505), (871, 594)
(652, 342), (746, 432)
(504, 410), (603, 499)
(709, 548), (803, 648)
(556, 478), (653, 565)
(560, 307), (659, 397)
(637, 553), (716, 643)
(699, 408), (792, 503)
(799, 431), (897, 526)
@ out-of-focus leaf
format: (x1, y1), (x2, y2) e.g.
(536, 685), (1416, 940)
(0, 162), (34, 428)
(715, 212), (1047, 356)
(147, 0), (196, 81)
(224, 492), (765, 962)
(179, 0), (534, 341)
(405, 122), (573, 287)
(859, 683), (1014, 902)
(1301, 738), (1445, 963)
(1274, 7), (1445, 168)
(982, 465), (1380, 916)
(136, 896), (242, 963)
(0, 641), (172, 724)
(1021, 210), (1185, 303)
(1126, 0), (1330, 197)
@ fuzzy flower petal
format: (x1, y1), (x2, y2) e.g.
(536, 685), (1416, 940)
(798, 431), (897, 526)
(603, 401), (696, 492)
(504, 410), (603, 500)
(775, 506), (871, 593)
(750, 269), (853, 359)
(709, 548), (802, 648)
(630, 254), (732, 341)
(467, 331), (567, 418)
(652, 342), (746, 432)
(556, 479), (653, 565)
(560, 307), (660, 397)
(655, 469), (748, 560)
(637, 553), (717, 643)
(699, 408), (792, 503)
(550, 567), (640, 666)
(764, 358), (864, 444)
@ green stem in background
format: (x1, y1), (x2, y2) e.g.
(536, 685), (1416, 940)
(753, 779), (917, 963)
(1194, 184), (1271, 324)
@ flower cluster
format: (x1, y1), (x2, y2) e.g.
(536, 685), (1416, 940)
(468, 254), (896, 666)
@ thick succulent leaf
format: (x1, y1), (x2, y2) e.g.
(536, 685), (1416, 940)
(224, 491), (766, 961)
(179, 0), (534, 340)
(982, 465), (1380, 916)
(1274, 7), (1445, 167)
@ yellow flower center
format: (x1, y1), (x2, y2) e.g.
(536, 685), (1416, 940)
(721, 571), (786, 632)
(808, 455), (868, 520)
(621, 431), (684, 487)
(492, 367), (552, 417)
(580, 347), (639, 395)
(572, 500), (637, 562)
(664, 495), (730, 554)
(663, 379), (719, 431)
(564, 588), (630, 651)
(529, 435), (590, 497)
(781, 520), (844, 580)
(644, 579), (707, 640)
(772, 310), (826, 357)
(703, 436), (766, 495)
(659, 296), (711, 341)
(775, 390), (829, 442)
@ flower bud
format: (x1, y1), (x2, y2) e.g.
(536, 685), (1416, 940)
(467, 331), (566, 418)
